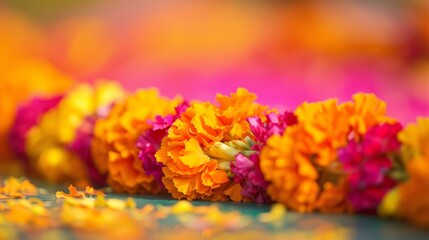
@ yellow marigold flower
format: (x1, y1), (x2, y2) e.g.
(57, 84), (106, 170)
(380, 118), (429, 228)
(25, 82), (125, 185)
(156, 88), (270, 201)
(399, 118), (429, 159)
(261, 99), (351, 213)
(91, 89), (182, 194)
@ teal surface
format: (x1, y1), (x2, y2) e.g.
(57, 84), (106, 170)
(131, 194), (428, 240)
(4, 191), (428, 239)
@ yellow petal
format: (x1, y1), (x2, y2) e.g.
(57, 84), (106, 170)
(179, 138), (210, 168)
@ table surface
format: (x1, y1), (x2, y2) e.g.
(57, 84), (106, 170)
(4, 191), (426, 240)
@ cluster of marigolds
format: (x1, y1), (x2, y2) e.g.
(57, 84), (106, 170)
(6, 81), (429, 229)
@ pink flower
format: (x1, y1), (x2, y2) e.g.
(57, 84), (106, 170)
(9, 95), (63, 161)
(68, 116), (107, 186)
(339, 122), (402, 213)
(68, 104), (117, 187)
(136, 102), (189, 187)
(233, 153), (271, 203)
(232, 111), (297, 203)
(248, 111), (297, 144)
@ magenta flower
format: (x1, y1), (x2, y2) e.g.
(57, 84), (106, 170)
(232, 111), (297, 203)
(68, 116), (107, 186)
(136, 102), (189, 187)
(9, 95), (63, 161)
(248, 111), (297, 144)
(233, 153), (271, 203)
(338, 122), (402, 213)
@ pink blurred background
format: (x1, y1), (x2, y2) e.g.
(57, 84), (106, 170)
(1, 0), (429, 123)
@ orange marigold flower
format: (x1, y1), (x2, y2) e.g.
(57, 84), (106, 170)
(294, 99), (351, 166)
(91, 89), (182, 194)
(0, 60), (72, 164)
(156, 88), (271, 201)
(379, 118), (429, 228)
(260, 130), (320, 213)
(261, 94), (395, 213)
(261, 99), (351, 213)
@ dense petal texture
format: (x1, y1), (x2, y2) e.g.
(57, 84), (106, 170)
(92, 89), (182, 194)
(231, 111), (297, 203)
(339, 123), (402, 213)
(9, 96), (63, 161)
(232, 153), (271, 203)
(156, 88), (271, 201)
(248, 111), (297, 144)
(260, 93), (394, 213)
(25, 82), (125, 185)
(380, 118), (429, 228)
(344, 93), (396, 137)
(136, 102), (190, 188)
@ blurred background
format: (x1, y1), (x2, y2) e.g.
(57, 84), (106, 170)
(1, 0), (429, 164)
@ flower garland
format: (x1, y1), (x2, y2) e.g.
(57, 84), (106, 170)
(8, 82), (429, 229)
(13, 82), (125, 186)
(91, 89), (182, 194)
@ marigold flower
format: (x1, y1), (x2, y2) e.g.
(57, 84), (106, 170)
(92, 89), (182, 194)
(156, 88), (271, 201)
(261, 94), (396, 213)
(25, 82), (124, 185)
(0, 61), (72, 163)
(261, 99), (350, 212)
(260, 130), (319, 212)
(379, 118), (429, 228)
(344, 93), (396, 137)
(399, 118), (429, 160)
(294, 99), (351, 166)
